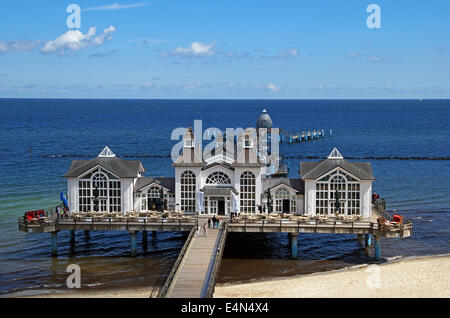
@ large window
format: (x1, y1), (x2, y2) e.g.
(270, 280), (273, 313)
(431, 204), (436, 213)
(315, 183), (328, 215)
(347, 183), (360, 215)
(78, 168), (121, 212)
(78, 180), (91, 212)
(206, 171), (231, 185)
(140, 194), (147, 211)
(315, 170), (360, 215)
(240, 171), (255, 213)
(108, 180), (121, 212)
(148, 186), (161, 198)
(181, 171), (196, 212)
(274, 188), (290, 213)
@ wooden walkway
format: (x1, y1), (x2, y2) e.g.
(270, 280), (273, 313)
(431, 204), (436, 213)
(166, 226), (220, 298)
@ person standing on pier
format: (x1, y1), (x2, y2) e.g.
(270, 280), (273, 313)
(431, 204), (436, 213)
(203, 223), (208, 237)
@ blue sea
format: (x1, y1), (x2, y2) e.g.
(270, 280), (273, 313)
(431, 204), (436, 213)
(0, 99), (449, 296)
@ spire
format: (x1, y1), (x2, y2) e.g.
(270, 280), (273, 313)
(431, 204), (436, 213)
(327, 147), (343, 159)
(98, 146), (116, 158)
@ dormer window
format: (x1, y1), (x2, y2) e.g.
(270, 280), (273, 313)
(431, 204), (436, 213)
(184, 139), (194, 148)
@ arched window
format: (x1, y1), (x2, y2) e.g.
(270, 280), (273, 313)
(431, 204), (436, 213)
(240, 171), (255, 213)
(92, 172), (108, 197)
(78, 168), (121, 212)
(206, 171), (231, 185)
(181, 171), (196, 212)
(275, 188), (290, 199)
(329, 174), (346, 214)
(315, 170), (360, 215)
(147, 186), (161, 198)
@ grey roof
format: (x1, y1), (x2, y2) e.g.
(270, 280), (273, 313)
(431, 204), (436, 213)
(256, 109), (273, 129)
(135, 177), (175, 193)
(262, 178), (305, 194)
(202, 162), (234, 171)
(63, 157), (144, 178)
(299, 159), (375, 180)
(201, 186), (238, 196)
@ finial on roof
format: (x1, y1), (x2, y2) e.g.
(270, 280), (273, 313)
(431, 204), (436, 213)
(328, 147), (343, 159)
(98, 146), (116, 158)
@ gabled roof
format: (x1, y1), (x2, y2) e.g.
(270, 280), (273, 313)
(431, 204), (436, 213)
(201, 186), (238, 196)
(299, 159), (375, 180)
(202, 162), (234, 171)
(63, 147), (145, 178)
(262, 178), (305, 194)
(299, 148), (375, 181)
(135, 177), (175, 193)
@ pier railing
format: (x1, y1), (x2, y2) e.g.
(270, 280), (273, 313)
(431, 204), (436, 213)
(372, 198), (391, 220)
(200, 221), (228, 298)
(228, 216), (412, 237)
(19, 214), (198, 230)
(156, 221), (198, 298)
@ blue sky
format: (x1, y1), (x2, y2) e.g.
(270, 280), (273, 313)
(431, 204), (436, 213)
(0, 0), (449, 99)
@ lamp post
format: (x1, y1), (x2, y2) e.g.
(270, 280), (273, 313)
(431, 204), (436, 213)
(267, 187), (272, 214)
(335, 189), (340, 215)
(93, 186), (99, 212)
(158, 187), (164, 212)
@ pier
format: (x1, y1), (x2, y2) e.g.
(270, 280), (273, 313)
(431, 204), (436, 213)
(280, 128), (331, 144)
(158, 221), (228, 298)
(18, 204), (412, 297)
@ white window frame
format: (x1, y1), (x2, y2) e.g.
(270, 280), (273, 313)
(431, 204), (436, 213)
(181, 170), (196, 213)
(315, 170), (360, 215)
(240, 171), (256, 213)
(206, 171), (231, 186)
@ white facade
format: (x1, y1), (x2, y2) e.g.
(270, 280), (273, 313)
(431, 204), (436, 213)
(65, 142), (375, 218)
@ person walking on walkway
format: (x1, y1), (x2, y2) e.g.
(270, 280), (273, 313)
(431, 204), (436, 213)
(195, 225), (200, 238)
(208, 218), (211, 228)
(203, 223), (208, 237)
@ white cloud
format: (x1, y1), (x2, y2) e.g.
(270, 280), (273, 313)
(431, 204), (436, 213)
(0, 40), (40, 52)
(84, 2), (148, 11)
(368, 56), (382, 62)
(160, 42), (216, 58)
(276, 48), (299, 58)
(41, 26), (116, 55)
(260, 48), (300, 59)
(346, 52), (360, 58)
(265, 83), (279, 92)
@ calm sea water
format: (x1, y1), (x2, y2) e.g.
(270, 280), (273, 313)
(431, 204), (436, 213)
(0, 99), (449, 296)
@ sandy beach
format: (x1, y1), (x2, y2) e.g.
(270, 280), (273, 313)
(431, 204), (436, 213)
(19, 255), (450, 298)
(214, 255), (450, 298)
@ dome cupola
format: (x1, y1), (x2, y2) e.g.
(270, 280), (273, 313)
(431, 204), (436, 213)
(256, 109), (273, 129)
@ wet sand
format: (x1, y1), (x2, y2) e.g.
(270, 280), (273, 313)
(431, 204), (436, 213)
(214, 255), (450, 298)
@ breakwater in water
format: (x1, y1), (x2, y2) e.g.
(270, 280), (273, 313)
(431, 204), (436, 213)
(40, 154), (450, 160)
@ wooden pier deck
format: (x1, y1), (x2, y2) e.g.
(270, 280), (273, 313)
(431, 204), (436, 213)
(166, 227), (219, 298)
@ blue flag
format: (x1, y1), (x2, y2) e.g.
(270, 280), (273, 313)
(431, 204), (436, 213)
(60, 191), (69, 210)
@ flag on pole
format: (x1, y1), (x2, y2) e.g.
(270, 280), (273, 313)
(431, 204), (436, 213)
(60, 191), (69, 210)
(232, 192), (240, 213)
(197, 190), (204, 213)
